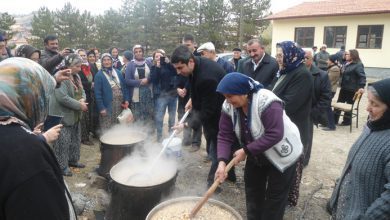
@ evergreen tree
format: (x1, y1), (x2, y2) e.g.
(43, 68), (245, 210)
(77, 10), (97, 50)
(119, 0), (137, 50)
(163, 0), (199, 53)
(55, 3), (82, 49)
(95, 9), (124, 51)
(30, 7), (56, 48)
(0, 13), (16, 35)
(196, 0), (230, 50)
(129, 0), (165, 54)
(26, 0), (272, 53)
(229, 0), (271, 48)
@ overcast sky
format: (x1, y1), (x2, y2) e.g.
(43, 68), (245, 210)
(1, 0), (306, 15)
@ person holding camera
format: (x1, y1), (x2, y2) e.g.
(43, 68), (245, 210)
(150, 49), (178, 142)
(40, 34), (73, 75)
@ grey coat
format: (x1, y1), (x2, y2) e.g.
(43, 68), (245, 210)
(330, 126), (390, 220)
(49, 79), (86, 126)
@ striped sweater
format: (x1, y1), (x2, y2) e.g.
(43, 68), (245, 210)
(330, 126), (390, 219)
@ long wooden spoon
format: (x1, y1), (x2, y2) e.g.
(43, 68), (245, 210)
(189, 158), (236, 218)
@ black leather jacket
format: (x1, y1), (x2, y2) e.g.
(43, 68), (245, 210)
(340, 62), (366, 92)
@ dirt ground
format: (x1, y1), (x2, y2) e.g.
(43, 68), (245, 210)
(65, 86), (369, 220)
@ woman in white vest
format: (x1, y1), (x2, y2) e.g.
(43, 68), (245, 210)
(215, 72), (300, 220)
(124, 45), (154, 130)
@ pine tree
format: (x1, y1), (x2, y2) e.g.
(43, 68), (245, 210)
(129, 0), (165, 54)
(30, 7), (56, 48)
(54, 3), (82, 49)
(77, 10), (97, 50)
(197, 0), (230, 50)
(229, 0), (271, 48)
(163, 0), (199, 53)
(95, 9), (124, 51)
(0, 13), (16, 36)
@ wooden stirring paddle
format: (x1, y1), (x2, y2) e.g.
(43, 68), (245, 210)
(189, 158), (236, 218)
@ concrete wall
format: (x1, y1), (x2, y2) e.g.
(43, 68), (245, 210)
(270, 13), (390, 69)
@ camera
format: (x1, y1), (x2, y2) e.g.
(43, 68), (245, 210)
(66, 48), (74, 53)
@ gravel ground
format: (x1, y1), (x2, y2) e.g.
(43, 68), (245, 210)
(65, 86), (369, 220)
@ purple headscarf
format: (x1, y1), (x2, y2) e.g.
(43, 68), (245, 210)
(277, 41), (305, 75)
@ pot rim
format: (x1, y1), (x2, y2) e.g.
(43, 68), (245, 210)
(145, 196), (243, 220)
(100, 140), (145, 147)
(99, 130), (147, 146)
(109, 161), (178, 188)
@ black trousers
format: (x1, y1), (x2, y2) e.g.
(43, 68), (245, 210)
(334, 88), (355, 125)
(177, 95), (202, 146)
(245, 157), (297, 220)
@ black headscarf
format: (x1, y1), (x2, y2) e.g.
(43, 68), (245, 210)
(367, 78), (390, 131)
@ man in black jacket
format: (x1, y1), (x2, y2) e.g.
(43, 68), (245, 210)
(177, 34), (203, 152)
(40, 34), (72, 74)
(241, 39), (278, 88)
(171, 45), (226, 188)
(304, 50), (332, 166)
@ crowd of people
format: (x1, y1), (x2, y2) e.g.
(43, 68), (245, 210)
(1, 30), (390, 220)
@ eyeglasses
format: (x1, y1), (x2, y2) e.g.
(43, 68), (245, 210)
(304, 57), (311, 60)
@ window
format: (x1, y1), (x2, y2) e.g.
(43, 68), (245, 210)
(356, 25), (384, 49)
(295, 27), (315, 47)
(324, 26), (347, 48)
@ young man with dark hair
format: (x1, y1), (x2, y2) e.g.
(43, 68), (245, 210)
(177, 34), (202, 152)
(171, 45), (226, 189)
(40, 34), (72, 74)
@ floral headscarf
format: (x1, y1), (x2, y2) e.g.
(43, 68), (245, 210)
(0, 57), (56, 129)
(276, 41), (305, 75)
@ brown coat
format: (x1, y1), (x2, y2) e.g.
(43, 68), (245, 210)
(327, 65), (340, 93)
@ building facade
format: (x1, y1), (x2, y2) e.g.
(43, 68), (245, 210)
(267, 0), (390, 69)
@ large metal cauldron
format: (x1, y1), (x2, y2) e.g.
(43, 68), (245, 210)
(105, 158), (178, 220)
(146, 196), (243, 220)
(97, 130), (146, 178)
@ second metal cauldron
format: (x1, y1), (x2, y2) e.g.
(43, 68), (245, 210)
(97, 129), (146, 178)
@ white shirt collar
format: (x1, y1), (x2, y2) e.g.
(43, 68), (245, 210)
(251, 53), (265, 71)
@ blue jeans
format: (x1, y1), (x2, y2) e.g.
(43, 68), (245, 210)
(155, 94), (177, 141)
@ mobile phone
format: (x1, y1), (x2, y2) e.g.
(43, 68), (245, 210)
(160, 56), (165, 64)
(43, 115), (63, 131)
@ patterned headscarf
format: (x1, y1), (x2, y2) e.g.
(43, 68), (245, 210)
(276, 41), (305, 75)
(216, 72), (263, 95)
(101, 53), (113, 74)
(0, 57), (56, 129)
